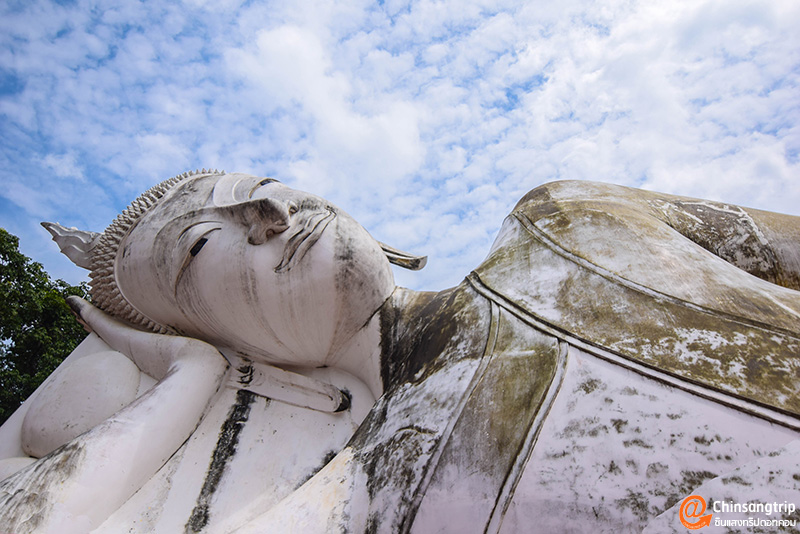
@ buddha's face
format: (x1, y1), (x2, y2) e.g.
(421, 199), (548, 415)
(115, 173), (395, 367)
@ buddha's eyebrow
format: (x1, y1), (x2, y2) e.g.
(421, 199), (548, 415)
(178, 220), (211, 239)
(248, 178), (280, 199)
(176, 220), (223, 247)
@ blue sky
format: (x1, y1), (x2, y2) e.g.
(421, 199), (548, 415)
(1, 0), (799, 291)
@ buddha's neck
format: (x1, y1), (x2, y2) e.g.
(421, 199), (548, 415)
(224, 287), (436, 410)
(324, 311), (384, 399)
(321, 286), (434, 399)
(230, 305), (386, 409)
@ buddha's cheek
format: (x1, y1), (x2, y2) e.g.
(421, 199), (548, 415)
(249, 232), (341, 365)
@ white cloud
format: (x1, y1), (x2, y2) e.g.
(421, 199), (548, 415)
(41, 152), (85, 181)
(0, 0), (798, 292)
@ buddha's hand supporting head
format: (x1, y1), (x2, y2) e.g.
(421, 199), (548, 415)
(45, 171), (425, 369)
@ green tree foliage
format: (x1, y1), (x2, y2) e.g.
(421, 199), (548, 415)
(0, 228), (89, 424)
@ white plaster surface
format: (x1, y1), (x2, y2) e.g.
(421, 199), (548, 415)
(95, 364), (374, 533)
(499, 346), (799, 533)
(21, 349), (141, 458)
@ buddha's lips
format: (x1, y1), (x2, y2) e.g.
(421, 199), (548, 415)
(274, 208), (335, 273)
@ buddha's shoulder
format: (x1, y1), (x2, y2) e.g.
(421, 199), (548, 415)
(512, 180), (667, 222)
(515, 179), (626, 205)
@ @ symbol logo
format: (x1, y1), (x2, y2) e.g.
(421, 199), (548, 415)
(679, 495), (712, 529)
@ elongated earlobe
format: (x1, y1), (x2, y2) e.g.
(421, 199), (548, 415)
(379, 241), (427, 271)
(41, 222), (99, 270)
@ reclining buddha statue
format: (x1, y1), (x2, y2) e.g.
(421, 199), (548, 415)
(0, 171), (798, 533)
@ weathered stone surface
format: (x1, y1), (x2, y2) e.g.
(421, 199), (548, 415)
(0, 175), (798, 532)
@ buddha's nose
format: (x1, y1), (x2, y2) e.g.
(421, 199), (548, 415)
(241, 197), (296, 245)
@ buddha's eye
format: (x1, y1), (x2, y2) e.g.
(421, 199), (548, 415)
(190, 237), (208, 257)
(179, 225), (220, 261)
(174, 223), (221, 290)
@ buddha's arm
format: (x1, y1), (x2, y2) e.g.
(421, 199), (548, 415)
(0, 334), (119, 478)
(0, 298), (229, 532)
(644, 191), (800, 291)
(65, 296), (187, 378)
(733, 207), (800, 290)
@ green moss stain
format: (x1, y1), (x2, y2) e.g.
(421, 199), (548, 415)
(615, 489), (651, 522)
(577, 377), (603, 394)
(611, 419), (628, 433)
(476, 184), (800, 416)
(0, 441), (85, 532)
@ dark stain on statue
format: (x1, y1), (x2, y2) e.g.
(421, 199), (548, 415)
(0, 440), (85, 532)
(361, 283), (493, 533)
(334, 230), (366, 297)
(678, 470), (717, 497)
(722, 475), (752, 487)
(360, 422), (430, 499)
(295, 449), (338, 489)
(615, 489), (651, 522)
(237, 362), (254, 385)
(577, 377), (603, 394)
(347, 391), (442, 533)
(185, 389), (256, 533)
(380, 282), (489, 389)
(363, 428), (432, 533)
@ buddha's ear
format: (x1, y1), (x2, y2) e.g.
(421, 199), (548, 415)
(41, 222), (99, 270)
(378, 241), (427, 271)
